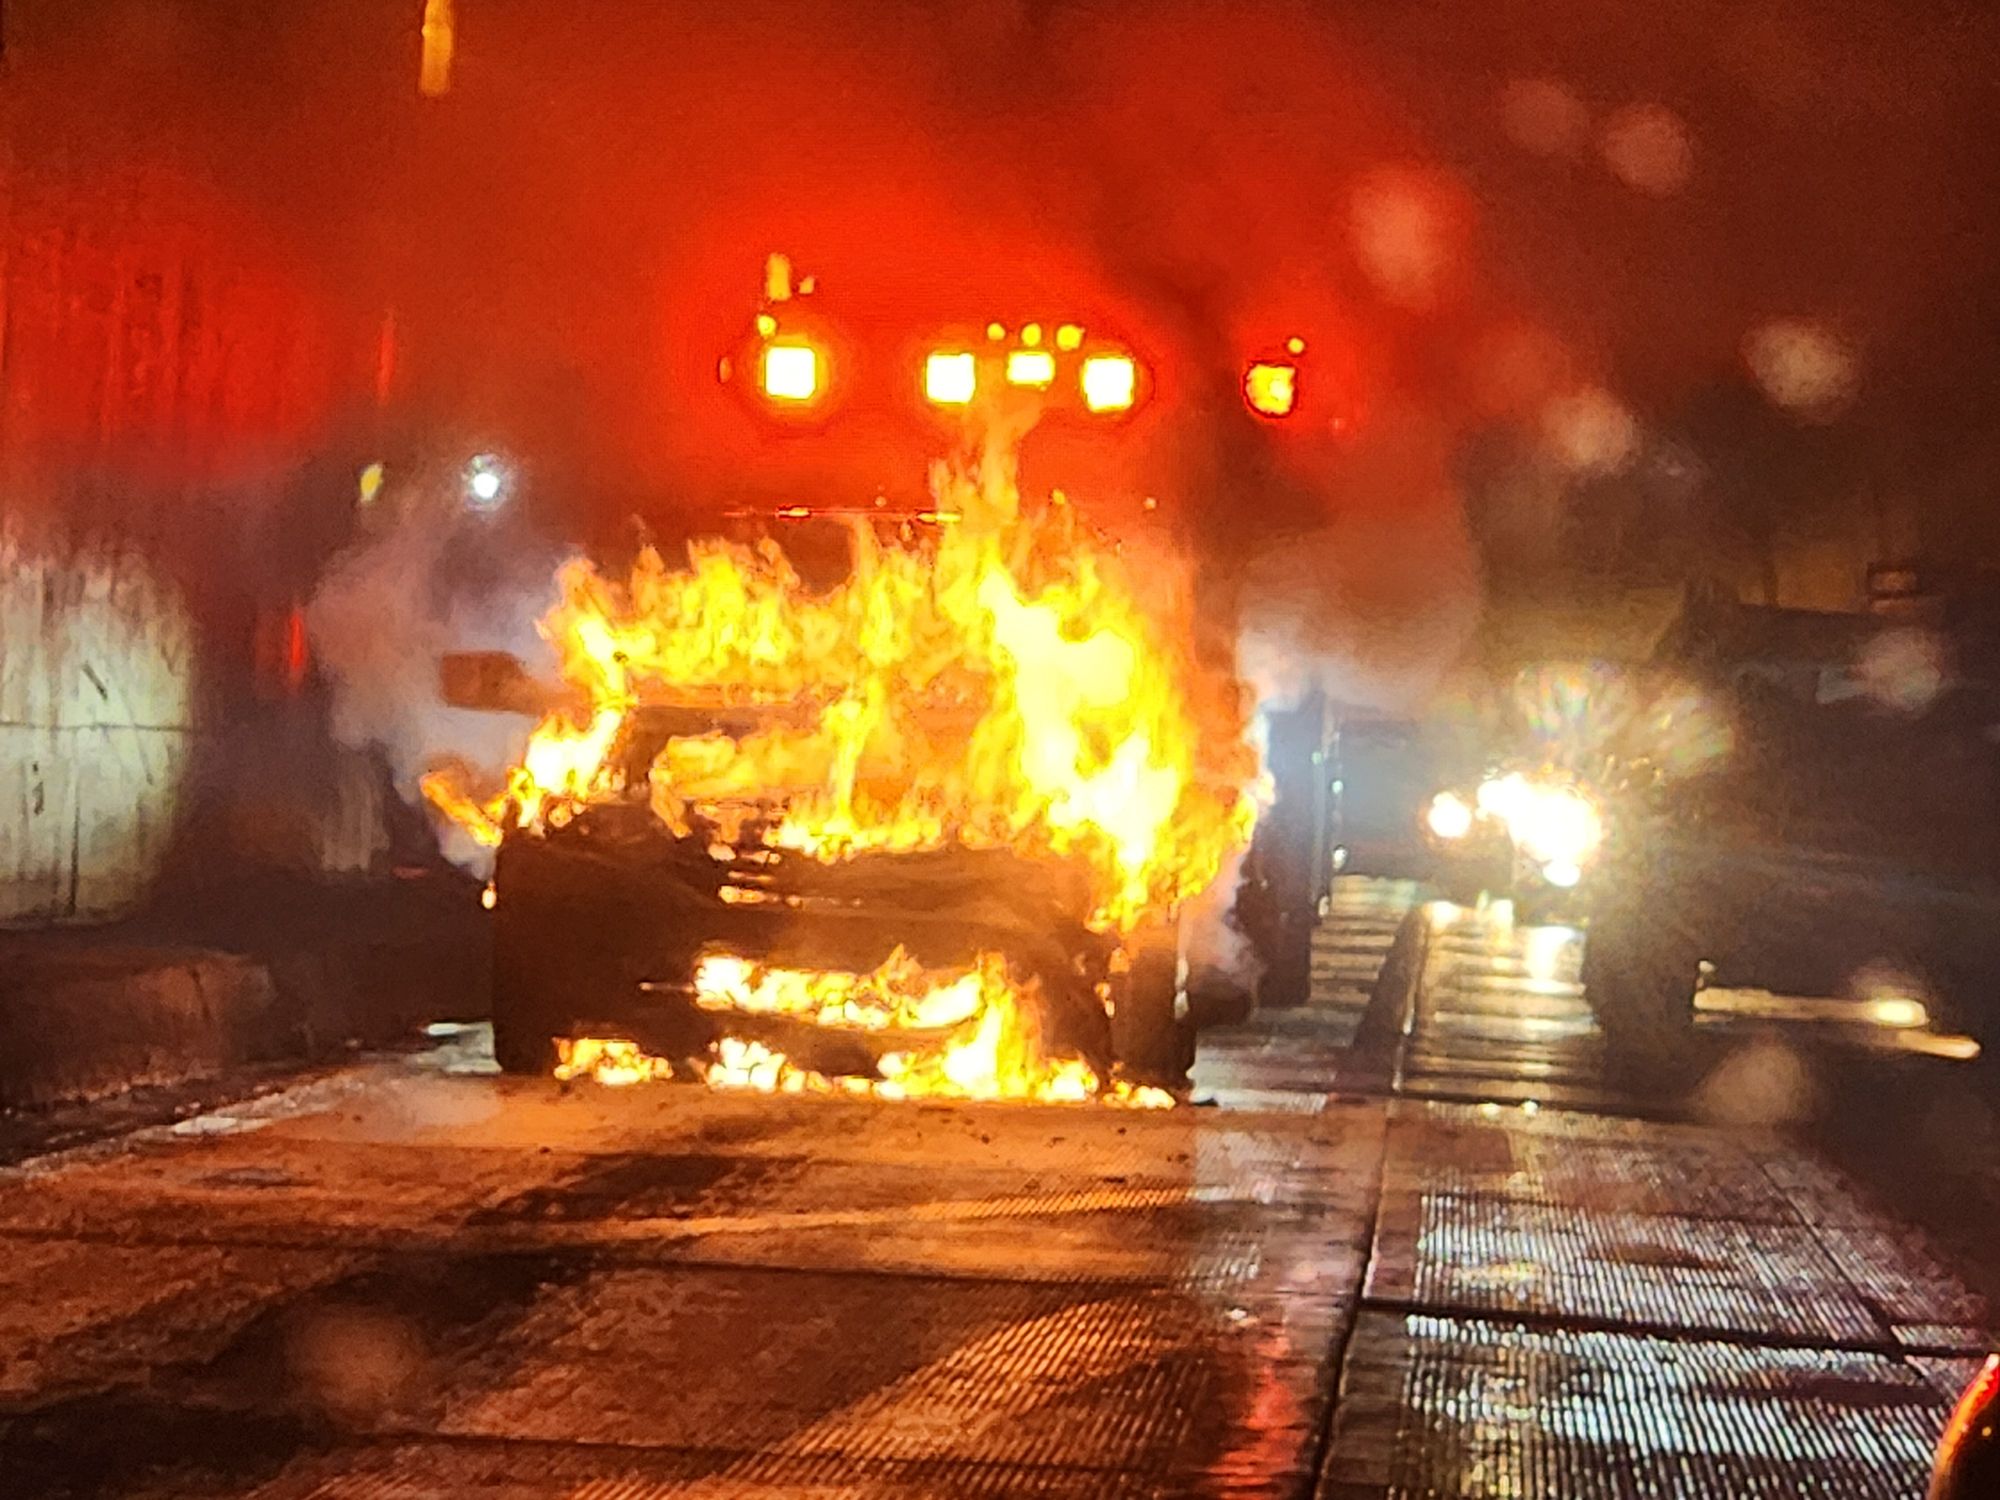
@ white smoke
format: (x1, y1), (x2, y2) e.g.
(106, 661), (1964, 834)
(1198, 465), (1481, 997)
(307, 473), (565, 871)
(1182, 841), (1255, 990)
(1237, 513), (1480, 719)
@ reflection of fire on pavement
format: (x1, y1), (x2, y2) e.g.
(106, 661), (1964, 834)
(429, 433), (1258, 1102)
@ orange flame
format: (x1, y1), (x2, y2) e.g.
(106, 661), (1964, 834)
(431, 437), (1253, 930)
(436, 424), (1253, 1101)
(556, 949), (1173, 1107)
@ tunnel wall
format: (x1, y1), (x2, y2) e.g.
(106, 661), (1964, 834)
(0, 160), (346, 923)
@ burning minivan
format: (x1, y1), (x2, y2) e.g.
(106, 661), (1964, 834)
(427, 425), (1260, 1100)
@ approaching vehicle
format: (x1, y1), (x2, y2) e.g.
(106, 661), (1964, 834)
(1422, 766), (1605, 921)
(1580, 597), (2000, 1077)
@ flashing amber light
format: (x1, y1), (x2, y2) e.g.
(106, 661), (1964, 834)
(762, 343), (820, 402)
(986, 322), (1007, 341)
(1006, 350), (1056, 389)
(925, 351), (977, 405)
(1056, 324), (1085, 352)
(1286, 336), (1307, 356)
(1081, 355), (1137, 413)
(1245, 362), (1297, 418)
(1021, 323), (1044, 348)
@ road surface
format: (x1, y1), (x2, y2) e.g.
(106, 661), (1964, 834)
(0, 879), (1993, 1497)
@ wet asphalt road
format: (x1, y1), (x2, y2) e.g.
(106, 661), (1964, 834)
(0, 879), (1994, 1498)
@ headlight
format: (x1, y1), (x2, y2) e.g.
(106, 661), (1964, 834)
(1504, 782), (1603, 868)
(464, 453), (508, 512)
(1425, 791), (1474, 840)
(1476, 772), (1532, 823)
(761, 343), (821, 402)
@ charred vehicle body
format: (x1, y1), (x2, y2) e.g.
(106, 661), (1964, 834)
(484, 703), (1192, 1090)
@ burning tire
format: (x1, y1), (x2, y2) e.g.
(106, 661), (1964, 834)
(491, 925), (566, 1075)
(1110, 935), (1195, 1089)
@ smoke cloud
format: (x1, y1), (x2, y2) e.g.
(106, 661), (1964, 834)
(305, 471), (564, 871)
(1236, 414), (1483, 719)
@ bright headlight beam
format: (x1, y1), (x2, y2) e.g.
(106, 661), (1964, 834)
(1480, 775), (1602, 868)
(1426, 791), (1474, 840)
(1081, 354), (1137, 412)
(762, 343), (820, 402)
(925, 351), (977, 405)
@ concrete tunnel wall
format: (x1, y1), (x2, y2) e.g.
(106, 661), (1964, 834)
(0, 156), (370, 924)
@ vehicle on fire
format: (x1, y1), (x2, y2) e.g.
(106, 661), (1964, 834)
(442, 654), (1203, 1092)
(1580, 597), (2000, 1076)
(422, 250), (1341, 1089)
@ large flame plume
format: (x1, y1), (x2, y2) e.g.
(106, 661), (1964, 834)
(427, 426), (1258, 1100)
(427, 434), (1255, 933)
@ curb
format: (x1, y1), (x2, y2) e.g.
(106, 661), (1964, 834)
(1338, 904), (1431, 1092)
(0, 946), (279, 1109)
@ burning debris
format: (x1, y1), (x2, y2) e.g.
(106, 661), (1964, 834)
(555, 948), (1174, 1107)
(428, 428), (1258, 1101)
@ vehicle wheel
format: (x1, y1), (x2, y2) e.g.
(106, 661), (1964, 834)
(491, 899), (568, 1075)
(1114, 946), (1194, 1089)
(1581, 887), (1703, 1090)
(489, 877), (647, 1076)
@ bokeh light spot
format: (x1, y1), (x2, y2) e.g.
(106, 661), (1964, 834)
(1743, 318), (1860, 422)
(1501, 79), (1589, 157)
(1541, 388), (1638, 475)
(1856, 627), (1947, 714)
(1600, 103), (1694, 196)
(1351, 171), (1449, 309)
